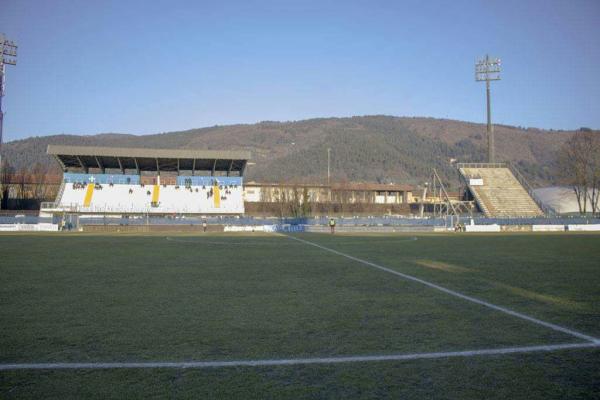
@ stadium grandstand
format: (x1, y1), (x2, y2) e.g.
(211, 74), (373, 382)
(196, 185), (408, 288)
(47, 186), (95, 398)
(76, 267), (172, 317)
(40, 145), (250, 216)
(458, 163), (546, 218)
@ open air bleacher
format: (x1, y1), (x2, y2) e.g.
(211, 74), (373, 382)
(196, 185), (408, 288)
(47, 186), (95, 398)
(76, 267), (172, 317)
(458, 163), (544, 218)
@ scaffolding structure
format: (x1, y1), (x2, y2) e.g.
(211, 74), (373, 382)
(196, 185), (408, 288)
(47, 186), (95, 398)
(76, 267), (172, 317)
(430, 168), (475, 226)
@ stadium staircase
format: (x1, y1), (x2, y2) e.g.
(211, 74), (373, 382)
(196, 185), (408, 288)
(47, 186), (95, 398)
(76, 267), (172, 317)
(152, 184), (160, 206)
(213, 184), (220, 208)
(54, 180), (66, 206)
(83, 184), (95, 207)
(457, 163), (545, 218)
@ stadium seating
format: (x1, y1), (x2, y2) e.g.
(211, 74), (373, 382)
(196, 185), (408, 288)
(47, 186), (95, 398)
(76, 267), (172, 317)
(56, 174), (244, 214)
(459, 165), (543, 218)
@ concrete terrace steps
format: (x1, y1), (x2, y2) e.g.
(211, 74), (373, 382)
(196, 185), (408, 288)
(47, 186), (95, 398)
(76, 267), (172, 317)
(459, 166), (543, 218)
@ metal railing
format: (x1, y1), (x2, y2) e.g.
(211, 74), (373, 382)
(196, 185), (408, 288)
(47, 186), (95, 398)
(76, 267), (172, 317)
(456, 162), (507, 169)
(508, 164), (557, 216)
(40, 202), (78, 212)
(54, 181), (66, 205)
(3, 215), (599, 227)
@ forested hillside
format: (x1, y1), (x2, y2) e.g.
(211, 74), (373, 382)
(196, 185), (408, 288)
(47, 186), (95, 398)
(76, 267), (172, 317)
(1, 115), (579, 187)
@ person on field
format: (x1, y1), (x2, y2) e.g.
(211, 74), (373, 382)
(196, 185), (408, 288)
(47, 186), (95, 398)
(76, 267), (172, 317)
(202, 220), (208, 233)
(329, 218), (336, 234)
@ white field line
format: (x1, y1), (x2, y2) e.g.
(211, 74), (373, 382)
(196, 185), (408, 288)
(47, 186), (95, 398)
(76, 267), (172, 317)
(1, 342), (597, 371)
(287, 235), (600, 344)
(165, 237), (296, 246)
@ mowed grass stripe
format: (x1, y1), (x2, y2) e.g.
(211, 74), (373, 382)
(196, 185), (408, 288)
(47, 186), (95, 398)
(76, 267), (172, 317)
(288, 234), (599, 343)
(0, 234), (585, 364)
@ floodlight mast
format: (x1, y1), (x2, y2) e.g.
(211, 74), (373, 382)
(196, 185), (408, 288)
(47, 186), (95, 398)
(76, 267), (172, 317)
(475, 54), (501, 163)
(0, 33), (18, 169)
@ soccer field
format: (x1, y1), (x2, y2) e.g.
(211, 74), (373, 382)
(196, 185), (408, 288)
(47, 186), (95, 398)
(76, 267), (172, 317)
(1, 232), (599, 399)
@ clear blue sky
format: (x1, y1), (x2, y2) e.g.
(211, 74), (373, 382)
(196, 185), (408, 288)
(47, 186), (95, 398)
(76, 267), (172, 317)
(1, 0), (599, 141)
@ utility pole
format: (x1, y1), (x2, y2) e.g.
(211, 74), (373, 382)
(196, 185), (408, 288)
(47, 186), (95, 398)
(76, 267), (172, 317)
(327, 147), (331, 186)
(475, 55), (501, 163)
(0, 34), (18, 209)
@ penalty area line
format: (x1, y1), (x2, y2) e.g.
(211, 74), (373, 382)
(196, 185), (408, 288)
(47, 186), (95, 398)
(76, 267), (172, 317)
(286, 235), (600, 344)
(1, 342), (597, 371)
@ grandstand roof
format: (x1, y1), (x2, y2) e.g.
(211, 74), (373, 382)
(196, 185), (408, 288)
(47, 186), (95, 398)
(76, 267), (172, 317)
(47, 145), (250, 174)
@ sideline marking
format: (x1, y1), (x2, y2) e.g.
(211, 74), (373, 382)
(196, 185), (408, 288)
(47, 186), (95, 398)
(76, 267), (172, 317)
(165, 236), (296, 246)
(165, 236), (418, 246)
(287, 235), (600, 344)
(1, 342), (597, 371)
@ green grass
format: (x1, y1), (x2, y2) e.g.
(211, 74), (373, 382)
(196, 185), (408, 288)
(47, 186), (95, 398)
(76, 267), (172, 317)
(1, 232), (599, 399)
(299, 232), (600, 337)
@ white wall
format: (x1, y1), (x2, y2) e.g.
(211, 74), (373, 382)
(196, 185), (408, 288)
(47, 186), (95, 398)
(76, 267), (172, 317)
(568, 224), (600, 231)
(243, 187), (262, 202)
(532, 225), (564, 232)
(464, 224), (501, 232)
(0, 223), (59, 232)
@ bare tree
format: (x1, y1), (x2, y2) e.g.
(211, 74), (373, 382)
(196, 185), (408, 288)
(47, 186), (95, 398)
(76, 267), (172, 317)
(274, 184), (286, 218)
(15, 167), (28, 209)
(0, 159), (14, 208)
(288, 185), (301, 217)
(557, 130), (600, 215)
(588, 136), (600, 216)
(301, 186), (311, 216)
(31, 162), (49, 201)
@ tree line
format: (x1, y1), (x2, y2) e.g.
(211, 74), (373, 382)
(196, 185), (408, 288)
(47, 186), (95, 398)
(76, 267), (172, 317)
(0, 159), (57, 209)
(557, 130), (600, 215)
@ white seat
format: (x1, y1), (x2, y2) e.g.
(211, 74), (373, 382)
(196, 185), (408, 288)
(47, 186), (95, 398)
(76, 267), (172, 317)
(58, 182), (244, 214)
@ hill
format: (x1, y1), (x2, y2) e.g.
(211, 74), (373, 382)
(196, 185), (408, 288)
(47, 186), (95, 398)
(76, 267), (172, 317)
(0, 115), (577, 187)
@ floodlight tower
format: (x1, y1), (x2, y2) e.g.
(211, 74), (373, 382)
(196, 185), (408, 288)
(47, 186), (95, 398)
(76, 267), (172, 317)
(475, 55), (501, 163)
(0, 33), (18, 168)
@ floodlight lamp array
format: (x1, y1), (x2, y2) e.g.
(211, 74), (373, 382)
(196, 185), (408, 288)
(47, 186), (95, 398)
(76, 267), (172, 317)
(475, 56), (501, 82)
(1, 37), (18, 65)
